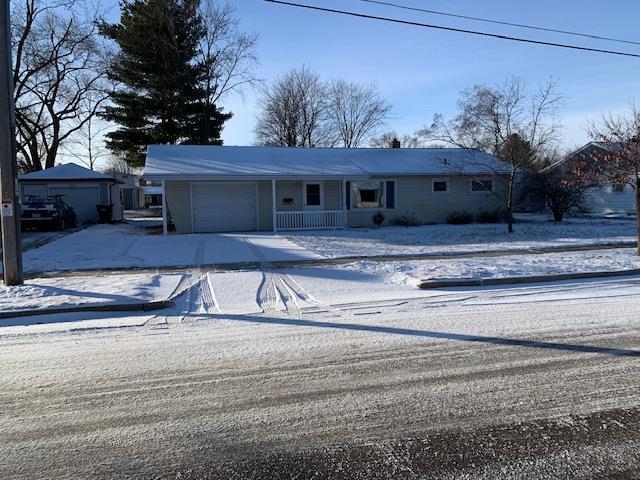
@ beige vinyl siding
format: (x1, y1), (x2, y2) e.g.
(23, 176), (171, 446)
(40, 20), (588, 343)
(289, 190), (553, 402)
(272, 180), (341, 211)
(164, 180), (192, 233)
(583, 185), (636, 215)
(257, 181), (273, 231)
(347, 175), (507, 227)
(276, 180), (303, 211)
(324, 180), (341, 210)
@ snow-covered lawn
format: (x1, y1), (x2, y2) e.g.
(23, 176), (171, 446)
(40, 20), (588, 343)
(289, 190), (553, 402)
(9, 223), (319, 274)
(0, 272), (184, 313)
(286, 216), (637, 258)
(345, 248), (640, 286)
(4, 216), (637, 276)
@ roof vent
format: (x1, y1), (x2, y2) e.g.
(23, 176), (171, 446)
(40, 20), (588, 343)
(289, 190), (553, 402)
(390, 138), (401, 149)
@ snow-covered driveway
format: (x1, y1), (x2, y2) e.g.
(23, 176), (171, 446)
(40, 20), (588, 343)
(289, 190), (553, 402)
(12, 223), (320, 274)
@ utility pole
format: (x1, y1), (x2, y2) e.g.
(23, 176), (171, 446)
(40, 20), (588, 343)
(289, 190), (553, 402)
(0, 0), (23, 285)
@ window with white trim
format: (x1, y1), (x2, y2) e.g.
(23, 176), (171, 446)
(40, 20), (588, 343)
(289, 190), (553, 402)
(471, 179), (494, 193)
(350, 180), (396, 209)
(611, 183), (625, 193)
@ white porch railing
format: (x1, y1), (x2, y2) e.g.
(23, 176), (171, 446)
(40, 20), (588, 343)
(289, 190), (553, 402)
(276, 210), (344, 231)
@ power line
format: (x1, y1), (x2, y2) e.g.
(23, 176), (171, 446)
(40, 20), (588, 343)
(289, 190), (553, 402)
(356, 0), (640, 47)
(264, 0), (640, 59)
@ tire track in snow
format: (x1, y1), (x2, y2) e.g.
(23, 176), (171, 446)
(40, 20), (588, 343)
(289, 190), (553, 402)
(244, 238), (335, 317)
(146, 268), (220, 325)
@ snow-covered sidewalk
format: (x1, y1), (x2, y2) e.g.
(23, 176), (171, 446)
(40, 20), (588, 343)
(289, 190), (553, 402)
(286, 217), (636, 258)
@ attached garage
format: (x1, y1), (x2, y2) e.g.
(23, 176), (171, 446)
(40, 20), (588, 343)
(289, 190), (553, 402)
(191, 182), (257, 233)
(18, 163), (123, 224)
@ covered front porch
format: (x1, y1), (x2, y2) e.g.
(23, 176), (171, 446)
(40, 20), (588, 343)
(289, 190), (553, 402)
(271, 178), (348, 232)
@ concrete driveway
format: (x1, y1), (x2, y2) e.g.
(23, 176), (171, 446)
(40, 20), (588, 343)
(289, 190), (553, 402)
(0, 230), (68, 256)
(14, 223), (321, 274)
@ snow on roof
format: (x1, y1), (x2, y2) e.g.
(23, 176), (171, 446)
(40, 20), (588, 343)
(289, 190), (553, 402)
(144, 145), (510, 179)
(19, 163), (117, 182)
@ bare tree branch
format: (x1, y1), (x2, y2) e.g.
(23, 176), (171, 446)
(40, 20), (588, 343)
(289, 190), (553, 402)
(586, 104), (640, 254)
(12, 0), (111, 172)
(325, 79), (391, 148)
(418, 76), (565, 233)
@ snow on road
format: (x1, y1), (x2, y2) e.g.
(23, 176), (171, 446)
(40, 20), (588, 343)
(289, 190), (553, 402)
(1, 277), (639, 479)
(286, 216), (636, 258)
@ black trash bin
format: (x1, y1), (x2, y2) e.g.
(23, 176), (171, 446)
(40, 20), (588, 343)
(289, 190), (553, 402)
(96, 204), (113, 224)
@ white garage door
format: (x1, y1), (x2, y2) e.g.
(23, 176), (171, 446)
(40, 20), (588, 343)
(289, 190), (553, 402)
(192, 182), (257, 233)
(49, 186), (100, 223)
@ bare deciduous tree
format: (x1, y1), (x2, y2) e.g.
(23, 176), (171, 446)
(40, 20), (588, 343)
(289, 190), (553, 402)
(197, 1), (258, 143)
(421, 76), (564, 232)
(587, 105), (640, 254)
(255, 67), (392, 148)
(518, 152), (600, 222)
(325, 80), (391, 148)
(61, 95), (111, 170)
(255, 67), (331, 147)
(12, 0), (111, 172)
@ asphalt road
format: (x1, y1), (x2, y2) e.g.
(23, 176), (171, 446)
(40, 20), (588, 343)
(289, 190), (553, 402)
(1, 278), (640, 479)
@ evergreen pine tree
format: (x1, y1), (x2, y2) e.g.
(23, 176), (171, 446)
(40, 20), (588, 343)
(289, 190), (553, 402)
(101, 0), (231, 167)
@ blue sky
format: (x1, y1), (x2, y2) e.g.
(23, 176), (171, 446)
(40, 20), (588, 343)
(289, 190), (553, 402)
(217, 0), (639, 149)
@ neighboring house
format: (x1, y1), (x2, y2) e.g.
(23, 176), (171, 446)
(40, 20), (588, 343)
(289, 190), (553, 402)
(106, 171), (145, 210)
(19, 163), (123, 224)
(144, 145), (510, 234)
(565, 142), (637, 216)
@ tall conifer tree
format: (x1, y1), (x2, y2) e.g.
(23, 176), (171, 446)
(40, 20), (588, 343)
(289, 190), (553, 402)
(101, 0), (231, 167)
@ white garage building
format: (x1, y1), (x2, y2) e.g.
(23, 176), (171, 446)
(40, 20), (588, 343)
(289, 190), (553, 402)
(19, 163), (123, 224)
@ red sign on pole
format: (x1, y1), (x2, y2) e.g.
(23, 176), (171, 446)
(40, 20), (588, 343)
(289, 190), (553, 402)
(1, 199), (13, 216)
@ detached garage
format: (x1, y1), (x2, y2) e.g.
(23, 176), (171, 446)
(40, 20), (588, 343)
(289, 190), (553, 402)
(18, 163), (123, 224)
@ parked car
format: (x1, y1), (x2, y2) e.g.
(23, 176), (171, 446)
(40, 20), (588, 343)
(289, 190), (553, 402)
(21, 195), (77, 231)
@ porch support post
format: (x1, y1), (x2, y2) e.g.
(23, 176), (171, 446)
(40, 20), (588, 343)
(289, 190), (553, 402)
(271, 178), (277, 233)
(161, 179), (168, 235)
(341, 177), (347, 229)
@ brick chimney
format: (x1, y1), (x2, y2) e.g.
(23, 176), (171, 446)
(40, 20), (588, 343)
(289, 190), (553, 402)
(390, 138), (401, 149)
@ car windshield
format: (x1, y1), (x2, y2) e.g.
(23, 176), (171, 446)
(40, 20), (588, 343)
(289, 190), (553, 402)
(22, 199), (54, 209)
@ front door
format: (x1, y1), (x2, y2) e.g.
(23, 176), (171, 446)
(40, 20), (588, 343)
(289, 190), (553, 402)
(304, 182), (323, 210)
